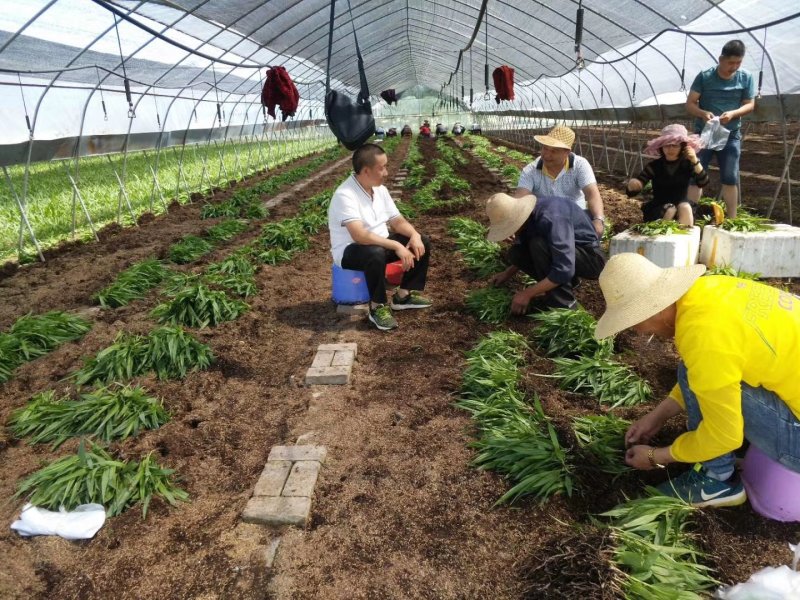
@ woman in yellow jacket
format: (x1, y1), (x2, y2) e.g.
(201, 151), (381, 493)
(595, 253), (800, 507)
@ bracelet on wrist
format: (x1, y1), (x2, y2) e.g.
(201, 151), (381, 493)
(647, 447), (666, 469)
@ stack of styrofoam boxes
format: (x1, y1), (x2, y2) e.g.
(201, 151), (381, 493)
(698, 223), (800, 277)
(610, 226), (701, 268)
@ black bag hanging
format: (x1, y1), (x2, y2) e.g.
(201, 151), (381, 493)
(324, 0), (375, 150)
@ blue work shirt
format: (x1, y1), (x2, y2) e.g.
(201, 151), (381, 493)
(690, 66), (755, 132)
(519, 195), (599, 285)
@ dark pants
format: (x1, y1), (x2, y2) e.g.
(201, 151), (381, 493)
(341, 234), (431, 304)
(508, 237), (606, 309)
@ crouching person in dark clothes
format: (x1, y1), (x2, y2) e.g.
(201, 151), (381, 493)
(486, 193), (605, 314)
(328, 143), (432, 331)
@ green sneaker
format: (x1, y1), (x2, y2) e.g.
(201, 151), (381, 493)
(368, 304), (398, 331)
(390, 291), (432, 310)
(656, 463), (747, 508)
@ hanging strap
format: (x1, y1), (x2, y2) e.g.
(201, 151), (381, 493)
(325, 0), (370, 104)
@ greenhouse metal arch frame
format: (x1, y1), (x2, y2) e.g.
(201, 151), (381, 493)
(0, 0), (798, 262)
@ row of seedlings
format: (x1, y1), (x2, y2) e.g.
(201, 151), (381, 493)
(448, 212), (717, 597)
(400, 140), (473, 218)
(8, 323), (213, 516)
(93, 146), (349, 309)
(5, 145), (361, 518)
(3, 136), (336, 265)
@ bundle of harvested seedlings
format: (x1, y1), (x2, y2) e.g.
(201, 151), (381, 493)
(572, 414), (631, 475)
(603, 493), (717, 598)
(466, 287), (513, 323)
(550, 356), (652, 408)
(94, 259), (171, 308)
(8, 385), (168, 448)
(630, 220), (690, 236)
(15, 440), (188, 518)
(151, 283), (248, 328)
(168, 235), (214, 264)
(530, 307), (613, 359)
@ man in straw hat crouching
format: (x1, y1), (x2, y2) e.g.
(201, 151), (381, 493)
(595, 253), (800, 506)
(486, 192), (606, 314)
(514, 125), (606, 238)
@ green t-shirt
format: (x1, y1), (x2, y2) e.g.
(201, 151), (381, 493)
(690, 66), (755, 132)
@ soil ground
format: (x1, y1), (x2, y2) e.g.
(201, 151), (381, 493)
(0, 133), (799, 600)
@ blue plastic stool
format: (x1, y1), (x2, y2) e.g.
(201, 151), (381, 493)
(331, 262), (405, 304)
(331, 264), (370, 304)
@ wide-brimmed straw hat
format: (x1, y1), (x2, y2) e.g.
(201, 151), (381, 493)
(643, 124), (704, 158)
(533, 125), (575, 150)
(486, 193), (537, 242)
(594, 253), (706, 339)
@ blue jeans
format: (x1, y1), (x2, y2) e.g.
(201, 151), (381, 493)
(678, 361), (800, 479)
(695, 129), (741, 186)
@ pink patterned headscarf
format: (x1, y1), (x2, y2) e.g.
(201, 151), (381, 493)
(643, 124), (704, 158)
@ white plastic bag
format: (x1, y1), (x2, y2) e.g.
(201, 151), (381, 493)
(10, 503), (106, 540)
(700, 117), (731, 151)
(715, 543), (800, 599)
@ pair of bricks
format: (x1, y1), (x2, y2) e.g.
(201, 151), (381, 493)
(242, 445), (327, 527)
(305, 343), (357, 385)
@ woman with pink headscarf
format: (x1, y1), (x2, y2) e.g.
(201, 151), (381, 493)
(625, 124), (711, 226)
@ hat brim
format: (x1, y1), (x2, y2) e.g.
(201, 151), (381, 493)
(534, 134), (572, 150)
(486, 194), (537, 242)
(644, 134), (704, 158)
(594, 263), (707, 339)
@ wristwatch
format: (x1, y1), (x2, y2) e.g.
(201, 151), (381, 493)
(592, 216), (606, 227)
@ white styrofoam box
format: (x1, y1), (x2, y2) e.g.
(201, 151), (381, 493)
(699, 224), (800, 278)
(609, 226), (701, 268)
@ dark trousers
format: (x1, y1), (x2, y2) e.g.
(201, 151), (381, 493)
(341, 234), (431, 304)
(508, 237), (606, 309)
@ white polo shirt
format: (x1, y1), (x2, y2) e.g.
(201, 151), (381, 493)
(517, 154), (596, 210)
(328, 174), (401, 266)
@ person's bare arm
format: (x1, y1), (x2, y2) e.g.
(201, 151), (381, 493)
(720, 98), (756, 125)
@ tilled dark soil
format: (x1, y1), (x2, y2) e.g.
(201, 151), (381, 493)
(1, 134), (798, 600)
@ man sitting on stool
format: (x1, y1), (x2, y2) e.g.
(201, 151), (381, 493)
(486, 192), (605, 314)
(328, 143), (432, 331)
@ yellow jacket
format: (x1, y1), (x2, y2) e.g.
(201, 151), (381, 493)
(669, 275), (800, 463)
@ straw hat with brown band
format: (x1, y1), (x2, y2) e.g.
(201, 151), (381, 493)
(533, 125), (576, 150)
(485, 192), (537, 242)
(594, 253), (707, 340)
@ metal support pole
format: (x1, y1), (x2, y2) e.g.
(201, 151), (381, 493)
(60, 162), (99, 240)
(106, 155), (137, 225)
(3, 166), (44, 261)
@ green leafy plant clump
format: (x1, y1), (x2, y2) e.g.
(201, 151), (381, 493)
(705, 264), (760, 280)
(152, 283), (248, 329)
(94, 259), (171, 308)
(465, 287), (513, 323)
(551, 356), (652, 408)
(15, 440), (188, 518)
(168, 235), (214, 264)
(8, 385), (169, 448)
(74, 326), (213, 385)
(530, 307), (613, 359)
(0, 312), (92, 383)
(630, 220), (690, 236)
(205, 219), (249, 243)
(603, 493), (718, 598)
(718, 213), (774, 232)
(472, 401), (574, 505)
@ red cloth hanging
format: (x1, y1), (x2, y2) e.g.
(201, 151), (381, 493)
(380, 89), (398, 105)
(492, 65), (515, 102)
(261, 66), (300, 121)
